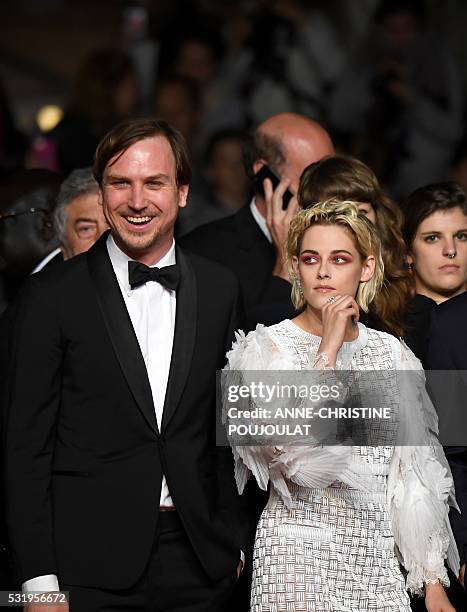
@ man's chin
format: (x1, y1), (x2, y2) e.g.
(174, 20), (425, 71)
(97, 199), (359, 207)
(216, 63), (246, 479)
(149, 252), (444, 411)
(114, 230), (161, 254)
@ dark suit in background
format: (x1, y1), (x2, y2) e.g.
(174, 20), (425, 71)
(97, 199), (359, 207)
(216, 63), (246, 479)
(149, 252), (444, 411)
(404, 294), (437, 365)
(180, 204), (292, 325)
(426, 292), (467, 568)
(421, 291), (467, 611)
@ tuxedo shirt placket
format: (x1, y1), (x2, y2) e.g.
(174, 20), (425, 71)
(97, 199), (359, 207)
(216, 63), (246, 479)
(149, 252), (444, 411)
(107, 235), (176, 507)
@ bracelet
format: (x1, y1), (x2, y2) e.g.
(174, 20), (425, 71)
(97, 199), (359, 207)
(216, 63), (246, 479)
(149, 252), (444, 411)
(311, 352), (335, 370)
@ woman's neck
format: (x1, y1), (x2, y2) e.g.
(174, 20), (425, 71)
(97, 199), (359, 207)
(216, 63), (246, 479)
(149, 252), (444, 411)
(292, 306), (359, 341)
(415, 283), (466, 305)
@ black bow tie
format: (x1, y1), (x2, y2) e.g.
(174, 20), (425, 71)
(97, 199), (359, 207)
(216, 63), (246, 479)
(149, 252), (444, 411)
(128, 261), (180, 291)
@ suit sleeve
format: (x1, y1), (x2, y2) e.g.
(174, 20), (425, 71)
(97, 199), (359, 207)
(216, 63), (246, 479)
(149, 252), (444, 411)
(426, 306), (467, 566)
(259, 276), (291, 305)
(215, 279), (250, 552)
(2, 276), (63, 584)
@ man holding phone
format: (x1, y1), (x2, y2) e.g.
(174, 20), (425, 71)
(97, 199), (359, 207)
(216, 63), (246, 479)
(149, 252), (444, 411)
(180, 112), (334, 324)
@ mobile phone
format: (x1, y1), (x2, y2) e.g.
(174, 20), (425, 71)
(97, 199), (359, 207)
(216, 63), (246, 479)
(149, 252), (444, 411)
(254, 165), (294, 210)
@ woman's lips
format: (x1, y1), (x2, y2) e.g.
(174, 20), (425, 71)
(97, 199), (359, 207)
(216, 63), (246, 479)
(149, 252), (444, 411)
(439, 264), (460, 272)
(314, 286), (335, 293)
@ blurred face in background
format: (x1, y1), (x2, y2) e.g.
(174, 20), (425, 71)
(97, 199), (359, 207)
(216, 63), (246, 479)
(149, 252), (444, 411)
(206, 136), (249, 210)
(154, 82), (199, 146)
(175, 39), (218, 85)
(113, 71), (139, 118)
(408, 207), (467, 303)
(356, 202), (377, 224)
(62, 192), (109, 259)
(381, 10), (419, 53)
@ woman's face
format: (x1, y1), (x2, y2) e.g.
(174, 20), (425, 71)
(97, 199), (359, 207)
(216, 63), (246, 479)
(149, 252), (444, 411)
(357, 202), (377, 224)
(292, 224), (375, 312)
(409, 207), (467, 302)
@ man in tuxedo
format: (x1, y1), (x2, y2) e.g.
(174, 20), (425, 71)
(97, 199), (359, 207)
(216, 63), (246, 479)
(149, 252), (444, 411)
(180, 112), (334, 326)
(426, 291), (467, 591)
(2, 118), (246, 611)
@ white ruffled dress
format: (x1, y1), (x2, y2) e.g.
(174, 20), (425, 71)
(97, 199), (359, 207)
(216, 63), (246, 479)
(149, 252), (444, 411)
(225, 320), (459, 612)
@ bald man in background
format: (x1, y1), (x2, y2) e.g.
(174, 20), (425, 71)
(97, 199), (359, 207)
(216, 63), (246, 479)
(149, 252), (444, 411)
(180, 112), (334, 326)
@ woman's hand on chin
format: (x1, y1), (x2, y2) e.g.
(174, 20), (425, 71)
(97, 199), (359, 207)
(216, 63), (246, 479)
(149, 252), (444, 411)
(317, 294), (360, 367)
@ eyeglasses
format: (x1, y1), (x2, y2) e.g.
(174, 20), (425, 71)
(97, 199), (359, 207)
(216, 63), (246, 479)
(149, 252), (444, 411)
(0, 207), (49, 222)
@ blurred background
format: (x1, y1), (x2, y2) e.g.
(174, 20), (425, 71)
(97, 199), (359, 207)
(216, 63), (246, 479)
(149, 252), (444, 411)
(2, 0), (467, 204)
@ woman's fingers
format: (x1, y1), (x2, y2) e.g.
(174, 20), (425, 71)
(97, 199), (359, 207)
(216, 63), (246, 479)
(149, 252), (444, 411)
(322, 295), (360, 323)
(263, 178), (274, 224)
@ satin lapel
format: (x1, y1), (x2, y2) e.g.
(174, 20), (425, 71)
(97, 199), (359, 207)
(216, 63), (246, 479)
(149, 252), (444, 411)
(161, 246), (197, 431)
(87, 233), (158, 435)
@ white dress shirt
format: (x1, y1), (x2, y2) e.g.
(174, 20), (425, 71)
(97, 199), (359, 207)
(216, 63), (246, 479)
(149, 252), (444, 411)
(23, 235), (178, 593)
(249, 198), (272, 243)
(107, 234), (176, 507)
(31, 247), (62, 274)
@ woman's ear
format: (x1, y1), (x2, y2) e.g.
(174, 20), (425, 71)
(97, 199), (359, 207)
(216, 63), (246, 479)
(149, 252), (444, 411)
(291, 255), (299, 279)
(360, 255), (375, 283)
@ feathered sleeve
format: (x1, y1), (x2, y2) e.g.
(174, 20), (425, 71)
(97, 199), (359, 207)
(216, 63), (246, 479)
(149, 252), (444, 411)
(387, 339), (460, 595)
(223, 325), (295, 496)
(223, 325), (369, 508)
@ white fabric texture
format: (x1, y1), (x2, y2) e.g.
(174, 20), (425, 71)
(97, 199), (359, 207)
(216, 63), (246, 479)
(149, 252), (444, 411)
(225, 319), (459, 610)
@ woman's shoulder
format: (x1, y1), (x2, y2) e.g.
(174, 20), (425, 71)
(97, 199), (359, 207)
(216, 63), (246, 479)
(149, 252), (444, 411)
(226, 320), (296, 370)
(363, 325), (422, 370)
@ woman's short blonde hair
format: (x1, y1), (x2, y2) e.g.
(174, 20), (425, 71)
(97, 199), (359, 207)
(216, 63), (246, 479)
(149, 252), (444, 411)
(287, 199), (385, 311)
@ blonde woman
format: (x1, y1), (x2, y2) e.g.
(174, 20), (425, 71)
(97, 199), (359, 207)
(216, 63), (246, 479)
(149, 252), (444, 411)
(226, 200), (458, 611)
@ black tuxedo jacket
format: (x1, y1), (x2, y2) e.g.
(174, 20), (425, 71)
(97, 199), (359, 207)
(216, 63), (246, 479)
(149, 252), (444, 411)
(180, 204), (292, 322)
(2, 234), (247, 588)
(426, 291), (467, 564)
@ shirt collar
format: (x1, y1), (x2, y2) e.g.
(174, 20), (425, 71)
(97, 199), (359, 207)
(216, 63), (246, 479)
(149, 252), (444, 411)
(106, 234), (176, 297)
(31, 247), (62, 274)
(249, 197), (272, 243)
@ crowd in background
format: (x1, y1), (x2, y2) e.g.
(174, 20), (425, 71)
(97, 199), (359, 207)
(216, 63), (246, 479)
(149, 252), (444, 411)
(2, 1), (467, 192)
(1, 0), (467, 607)
(2, 0), (467, 310)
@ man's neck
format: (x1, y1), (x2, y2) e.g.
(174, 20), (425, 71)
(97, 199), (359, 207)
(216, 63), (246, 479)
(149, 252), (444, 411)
(254, 195), (267, 219)
(112, 233), (174, 267)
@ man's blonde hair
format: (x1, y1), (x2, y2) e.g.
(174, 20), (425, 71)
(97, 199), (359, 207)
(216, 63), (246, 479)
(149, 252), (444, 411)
(287, 199), (385, 311)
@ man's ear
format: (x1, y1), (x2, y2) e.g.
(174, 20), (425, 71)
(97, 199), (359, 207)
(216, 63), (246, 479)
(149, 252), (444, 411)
(178, 184), (189, 209)
(98, 189), (103, 206)
(252, 159), (267, 175)
(360, 255), (375, 283)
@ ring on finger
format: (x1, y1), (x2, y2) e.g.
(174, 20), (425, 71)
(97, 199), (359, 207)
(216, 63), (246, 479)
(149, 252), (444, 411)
(326, 296), (338, 304)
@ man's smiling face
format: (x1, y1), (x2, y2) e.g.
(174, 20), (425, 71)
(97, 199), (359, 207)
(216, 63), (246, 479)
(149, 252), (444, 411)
(100, 135), (188, 261)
